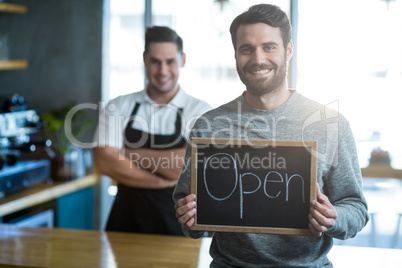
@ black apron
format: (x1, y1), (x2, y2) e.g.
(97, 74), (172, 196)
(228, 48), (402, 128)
(105, 102), (186, 235)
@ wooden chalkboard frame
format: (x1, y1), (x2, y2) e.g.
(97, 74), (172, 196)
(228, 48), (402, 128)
(190, 138), (317, 235)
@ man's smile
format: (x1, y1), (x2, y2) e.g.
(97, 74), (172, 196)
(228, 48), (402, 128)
(249, 69), (272, 75)
(156, 76), (171, 83)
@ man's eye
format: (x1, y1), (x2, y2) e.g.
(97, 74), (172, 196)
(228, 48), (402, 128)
(239, 48), (251, 54)
(265, 46), (275, 51)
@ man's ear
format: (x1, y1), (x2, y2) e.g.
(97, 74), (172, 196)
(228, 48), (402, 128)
(286, 41), (293, 61)
(181, 52), (186, 67)
(143, 51), (146, 64)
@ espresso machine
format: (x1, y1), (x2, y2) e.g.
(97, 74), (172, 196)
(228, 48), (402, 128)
(0, 94), (51, 198)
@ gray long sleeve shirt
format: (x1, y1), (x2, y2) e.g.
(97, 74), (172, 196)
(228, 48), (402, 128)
(173, 91), (369, 267)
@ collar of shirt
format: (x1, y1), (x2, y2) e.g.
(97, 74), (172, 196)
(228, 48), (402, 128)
(143, 87), (186, 109)
(129, 88), (187, 136)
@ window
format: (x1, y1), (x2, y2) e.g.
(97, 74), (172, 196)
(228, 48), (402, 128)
(107, 0), (145, 100)
(297, 0), (402, 169)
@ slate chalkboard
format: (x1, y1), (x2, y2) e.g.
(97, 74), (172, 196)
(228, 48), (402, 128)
(190, 138), (317, 235)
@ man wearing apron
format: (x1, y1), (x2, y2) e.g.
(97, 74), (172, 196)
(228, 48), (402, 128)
(93, 26), (212, 235)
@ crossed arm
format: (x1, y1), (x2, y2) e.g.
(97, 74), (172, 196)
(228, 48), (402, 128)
(93, 146), (185, 189)
(123, 147), (186, 181)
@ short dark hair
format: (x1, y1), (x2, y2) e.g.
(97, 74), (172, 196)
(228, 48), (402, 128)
(229, 4), (292, 50)
(144, 26), (183, 55)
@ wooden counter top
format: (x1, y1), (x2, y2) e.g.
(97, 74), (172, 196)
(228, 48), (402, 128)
(0, 174), (100, 217)
(1, 224), (402, 268)
(0, 224), (201, 268)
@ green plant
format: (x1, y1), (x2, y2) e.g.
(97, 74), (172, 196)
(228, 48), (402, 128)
(42, 102), (96, 155)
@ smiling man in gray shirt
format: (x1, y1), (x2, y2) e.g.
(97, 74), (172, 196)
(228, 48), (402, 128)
(173, 4), (368, 267)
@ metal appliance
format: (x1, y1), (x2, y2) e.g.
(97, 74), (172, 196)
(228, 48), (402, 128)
(0, 97), (51, 197)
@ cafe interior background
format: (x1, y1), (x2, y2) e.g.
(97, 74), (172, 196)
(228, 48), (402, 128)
(1, 0), (402, 250)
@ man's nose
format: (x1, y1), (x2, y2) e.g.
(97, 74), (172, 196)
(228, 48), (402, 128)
(251, 48), (266, 65)
(158, 62), (169, 74)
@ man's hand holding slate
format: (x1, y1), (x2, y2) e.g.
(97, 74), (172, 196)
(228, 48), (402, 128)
(175, 194), (197, 231)
(308, 183), (338, 237)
